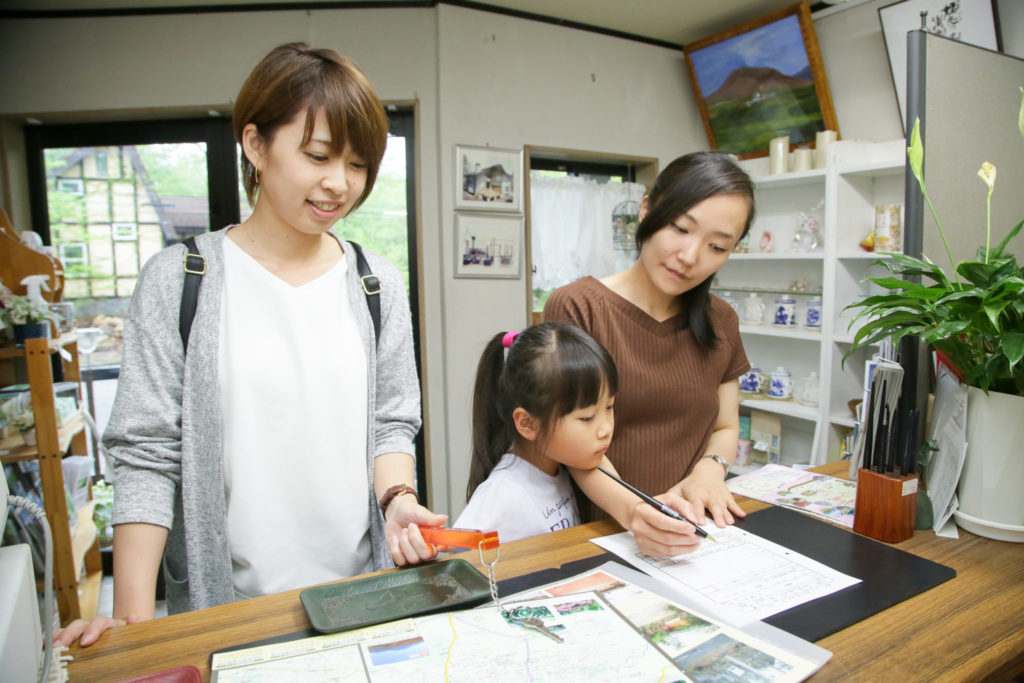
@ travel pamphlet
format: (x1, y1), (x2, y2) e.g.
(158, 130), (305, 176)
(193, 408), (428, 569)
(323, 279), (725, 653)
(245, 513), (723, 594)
(726, 463), (857, 528)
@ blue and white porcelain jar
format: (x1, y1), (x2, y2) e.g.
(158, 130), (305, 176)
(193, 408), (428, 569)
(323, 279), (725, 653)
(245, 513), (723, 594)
(739, 367), (766, 394)
(773, 296), (797, 326)
(805, 297), (822, 329)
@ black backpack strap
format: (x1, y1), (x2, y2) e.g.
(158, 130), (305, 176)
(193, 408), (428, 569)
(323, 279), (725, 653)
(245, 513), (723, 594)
(179, 237), (205, 356)
(348, 241), (381, 346)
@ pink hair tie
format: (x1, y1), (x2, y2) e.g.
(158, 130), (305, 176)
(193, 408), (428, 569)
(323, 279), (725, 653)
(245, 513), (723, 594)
(502, 331), (520, 348)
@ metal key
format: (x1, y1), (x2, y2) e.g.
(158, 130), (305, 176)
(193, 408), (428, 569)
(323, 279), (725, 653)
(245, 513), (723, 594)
(510, 615), (564, 643)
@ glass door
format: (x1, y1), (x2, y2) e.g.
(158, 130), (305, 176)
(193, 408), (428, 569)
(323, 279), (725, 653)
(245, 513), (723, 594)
(26, 118), (239, 472)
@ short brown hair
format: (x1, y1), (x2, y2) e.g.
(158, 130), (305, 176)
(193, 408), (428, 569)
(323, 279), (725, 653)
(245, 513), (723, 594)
(233, 42), (389, 209)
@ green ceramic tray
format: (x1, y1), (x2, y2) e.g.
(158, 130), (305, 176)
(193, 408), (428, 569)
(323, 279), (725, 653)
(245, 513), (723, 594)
(299, 558), (492, 633)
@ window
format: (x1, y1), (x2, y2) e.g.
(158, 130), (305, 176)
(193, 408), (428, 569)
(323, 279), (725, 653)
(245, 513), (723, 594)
(95, 150), (109, 176)
(58, 242), (88, 266)
(112, 222), (137, 241)
(56, 178), (84, 195)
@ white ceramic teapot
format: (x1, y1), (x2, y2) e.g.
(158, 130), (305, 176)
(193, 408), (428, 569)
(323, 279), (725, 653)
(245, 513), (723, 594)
(739, 366), (767, 394)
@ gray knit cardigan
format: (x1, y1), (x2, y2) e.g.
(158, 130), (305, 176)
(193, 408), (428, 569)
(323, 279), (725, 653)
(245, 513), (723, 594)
(104, 229), (421, 614)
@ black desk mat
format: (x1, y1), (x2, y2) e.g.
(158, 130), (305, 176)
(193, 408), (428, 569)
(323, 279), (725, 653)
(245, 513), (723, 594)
(498, 505), (957, 643)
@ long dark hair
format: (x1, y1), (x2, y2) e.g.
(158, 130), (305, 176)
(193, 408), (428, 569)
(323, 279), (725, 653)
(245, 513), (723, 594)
(466, 322), (618, 500)
(634, 152), (755, 348)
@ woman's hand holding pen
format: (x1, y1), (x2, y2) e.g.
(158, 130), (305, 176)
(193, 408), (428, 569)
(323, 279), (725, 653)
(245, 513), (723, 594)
(627, 492), (703, 557)
(384, 495), (448, 566)
(677, 461), (746, 528)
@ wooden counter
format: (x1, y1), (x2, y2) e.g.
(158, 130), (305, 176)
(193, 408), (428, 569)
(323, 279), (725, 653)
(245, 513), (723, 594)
(67, 462), (1024, 681)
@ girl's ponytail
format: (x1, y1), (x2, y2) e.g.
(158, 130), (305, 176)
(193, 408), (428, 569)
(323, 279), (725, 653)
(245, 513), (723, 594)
(467, 332), (515, 499)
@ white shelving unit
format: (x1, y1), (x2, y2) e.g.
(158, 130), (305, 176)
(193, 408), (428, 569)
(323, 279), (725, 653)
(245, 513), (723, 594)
(720, 139), (905, 467)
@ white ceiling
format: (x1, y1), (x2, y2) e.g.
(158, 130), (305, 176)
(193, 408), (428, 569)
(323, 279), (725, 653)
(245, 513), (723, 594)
(1, 0), (854, 46)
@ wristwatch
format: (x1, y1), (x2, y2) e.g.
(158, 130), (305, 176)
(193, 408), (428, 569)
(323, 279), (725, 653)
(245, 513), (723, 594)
(379, 483), (418, 517)
(701, 454), (730, 475)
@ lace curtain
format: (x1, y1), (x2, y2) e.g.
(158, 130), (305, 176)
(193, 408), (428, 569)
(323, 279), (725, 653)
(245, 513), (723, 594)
(530, 173), (646, 294)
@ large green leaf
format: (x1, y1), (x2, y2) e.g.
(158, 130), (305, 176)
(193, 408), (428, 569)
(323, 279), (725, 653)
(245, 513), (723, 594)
(1003, 332), (1024, 367)
(993, 217), (1023, 255)
(877, 254), (952, 284)
(922, 319), (971, 340)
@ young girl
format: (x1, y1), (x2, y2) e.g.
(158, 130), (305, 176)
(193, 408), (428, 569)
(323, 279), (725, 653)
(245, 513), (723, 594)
(454, 322), (617, 542)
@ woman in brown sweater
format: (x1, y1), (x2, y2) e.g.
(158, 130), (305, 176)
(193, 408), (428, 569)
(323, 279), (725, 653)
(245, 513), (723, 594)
(543, 152), (754, 557)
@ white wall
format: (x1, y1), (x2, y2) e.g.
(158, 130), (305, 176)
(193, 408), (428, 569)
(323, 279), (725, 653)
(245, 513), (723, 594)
(1, 2), (1019, 518)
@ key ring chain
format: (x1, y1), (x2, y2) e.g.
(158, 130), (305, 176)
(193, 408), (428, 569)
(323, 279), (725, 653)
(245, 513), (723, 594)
(478, 539), (505, 615)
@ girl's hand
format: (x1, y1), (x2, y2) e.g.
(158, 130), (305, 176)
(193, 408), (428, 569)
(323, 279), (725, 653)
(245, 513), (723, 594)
(678, 461), (746, 528)
(384, 495), (448, 566)
(53, 613), (150, 648)
(627, 492), (704, 557)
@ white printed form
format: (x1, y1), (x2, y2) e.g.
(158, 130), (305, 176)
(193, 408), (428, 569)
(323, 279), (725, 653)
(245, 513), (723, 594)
(593, 525), (860, 622)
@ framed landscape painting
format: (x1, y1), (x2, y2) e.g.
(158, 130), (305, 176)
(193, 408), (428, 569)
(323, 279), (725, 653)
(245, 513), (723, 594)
(683, 2), (838, 158)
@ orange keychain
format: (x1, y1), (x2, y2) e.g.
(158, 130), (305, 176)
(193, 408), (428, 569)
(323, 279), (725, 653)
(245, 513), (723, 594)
(417, 525), (500, 550)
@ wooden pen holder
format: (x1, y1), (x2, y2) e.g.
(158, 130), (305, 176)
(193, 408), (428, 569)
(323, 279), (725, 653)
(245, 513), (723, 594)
(853, 468), (918, 543)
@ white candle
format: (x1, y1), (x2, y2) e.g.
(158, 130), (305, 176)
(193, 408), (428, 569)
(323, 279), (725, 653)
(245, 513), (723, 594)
(793, 147), (813, 172)
(769, 136), (789, 174)
(815, 130), (837, 168)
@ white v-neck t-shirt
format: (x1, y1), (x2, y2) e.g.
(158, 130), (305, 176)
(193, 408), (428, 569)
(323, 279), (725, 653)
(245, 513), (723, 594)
(219, 236), (370, 598)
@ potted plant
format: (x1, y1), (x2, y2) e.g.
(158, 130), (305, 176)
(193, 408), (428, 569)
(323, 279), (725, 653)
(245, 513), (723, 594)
(0, 287), (54, 345)
(846, 89), (1024, 541)
(8, 409), (36, 446)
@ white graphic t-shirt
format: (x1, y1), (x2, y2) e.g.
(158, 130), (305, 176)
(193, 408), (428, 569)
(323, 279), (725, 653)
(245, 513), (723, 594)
(454, 453), (580, 543)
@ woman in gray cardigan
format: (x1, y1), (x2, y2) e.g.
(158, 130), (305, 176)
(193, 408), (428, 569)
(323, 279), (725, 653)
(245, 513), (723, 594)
(57, 42), (445, 648)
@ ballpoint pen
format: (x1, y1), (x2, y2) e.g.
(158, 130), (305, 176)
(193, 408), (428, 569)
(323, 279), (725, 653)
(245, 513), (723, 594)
(597, 466), (716, 542)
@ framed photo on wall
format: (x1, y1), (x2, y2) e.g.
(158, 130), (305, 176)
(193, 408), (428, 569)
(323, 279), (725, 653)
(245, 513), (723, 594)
(454, 213), (522, 279)
(879, 0), (1002, 132)
(683, 2), (838, 158)
(455, 144), (523, 212)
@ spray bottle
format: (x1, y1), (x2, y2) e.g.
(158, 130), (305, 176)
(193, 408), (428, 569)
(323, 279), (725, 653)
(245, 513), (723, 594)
(20, 275), (51, 309)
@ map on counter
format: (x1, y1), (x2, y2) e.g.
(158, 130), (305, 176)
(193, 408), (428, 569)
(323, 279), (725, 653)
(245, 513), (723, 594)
(210, 568), (824, 682)
(726, 464), (857, 528)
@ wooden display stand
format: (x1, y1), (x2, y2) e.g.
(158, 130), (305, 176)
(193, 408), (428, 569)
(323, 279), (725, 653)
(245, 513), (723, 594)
(1, 335), (99, 625)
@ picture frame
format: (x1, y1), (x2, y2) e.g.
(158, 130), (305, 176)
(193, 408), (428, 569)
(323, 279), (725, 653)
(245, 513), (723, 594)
(455, 144), (523, 212)
(454, 213), (522, 279)
(683, 2), (838, 159)
(878, 0), (1002, 132)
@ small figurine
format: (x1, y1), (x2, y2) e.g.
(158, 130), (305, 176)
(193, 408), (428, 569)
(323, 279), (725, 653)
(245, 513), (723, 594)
(759, 231), (774, 254)
(860, 229), (875, 252)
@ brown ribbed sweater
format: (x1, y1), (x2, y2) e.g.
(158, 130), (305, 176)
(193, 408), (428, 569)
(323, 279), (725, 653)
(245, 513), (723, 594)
(543, 276), (749, 522)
